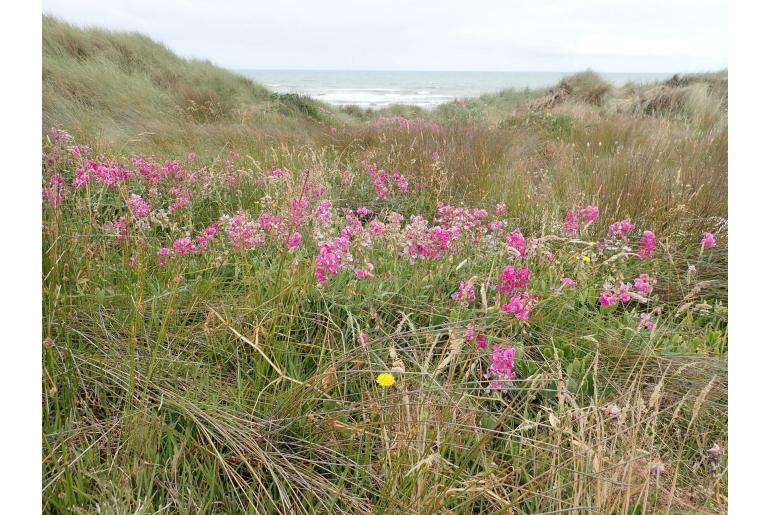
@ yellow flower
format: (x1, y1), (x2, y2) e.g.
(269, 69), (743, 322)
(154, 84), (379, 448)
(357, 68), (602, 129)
(589, 241), (596, 246)
(376, 372), (395, 388)
(582, 255), (591, 263)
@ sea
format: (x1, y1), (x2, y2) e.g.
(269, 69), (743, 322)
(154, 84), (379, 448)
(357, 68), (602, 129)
(238, 70), (673, 110)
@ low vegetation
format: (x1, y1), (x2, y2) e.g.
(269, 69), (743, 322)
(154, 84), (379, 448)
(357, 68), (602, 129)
(42, 16), (727, 513)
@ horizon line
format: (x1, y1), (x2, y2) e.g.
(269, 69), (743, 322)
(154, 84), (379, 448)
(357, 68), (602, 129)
(233, 68), (727, 75)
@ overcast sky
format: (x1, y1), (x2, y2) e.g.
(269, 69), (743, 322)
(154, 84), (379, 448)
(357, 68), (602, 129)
(42, 0), (727, 72)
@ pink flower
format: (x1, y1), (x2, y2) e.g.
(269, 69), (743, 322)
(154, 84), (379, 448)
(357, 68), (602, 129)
(451, 280), (476, 307)
(220, 211), (265, 251)
(598, 290), (618, 306)
(172, 236), (197, 256)
(464, 324), (489, 349)
(607, 219), (636, 241)
(129, 193), (151, 218)
(499, 266), (531, 294)
(638, 312), (656, 330)
(314, 236), (352, 285)
(354, 262), (375, 280)
(313, 199), (334, 226)
(195, 223), (219, 251)
(633, 274), (655, 294)
(358, 331), (371, 350)
(638, 230), (657, 260)
(484, 344), (516, 390)
(702, 232), (716, 248)
(157, 247), (174, 266)
(506, 229), (529, 258)
(286, 232), (302, 250)
(560, 277), (577, 287)
(42, 174), (64, 208)
(501, 292), (538, 320)
(562, 205), (600, 237)
(494, 203), (507, 216)
(71, 168), (90, 188)
(617, 283), (632, 303)
(392, 172), (409, 193)
(431, 151), (440, 161)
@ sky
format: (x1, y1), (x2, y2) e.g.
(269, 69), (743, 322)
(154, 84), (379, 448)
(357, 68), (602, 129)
(41, 0), (727, 73)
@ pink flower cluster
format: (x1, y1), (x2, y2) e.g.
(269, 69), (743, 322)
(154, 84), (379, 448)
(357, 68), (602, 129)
(354, 261), (375, 280)
(434, 203), (489, 233)
(505, 229), (532, 258)
(702, 232), (716, 248)
(607, 219), (636, 241)
(501, 292), (538, 320)
(633, 273), (655, 294)
(129, 194), (151, 218)
(562, 205), (600, 237)
(314, 236), (352, 284)
(219, 211), (266, 251)
(451, 280), (476, 307)
(484, 344), (517, 390)
(464, 324), (488, 349)
(402, 215), (461, 260)
(638, 312), (656, 330)
(599, 274), (655, 306)
(157, 223), (220, 265)
(638, 230), (657, 260)
(365, 164), (410, 200)
(498, 266), (531, 294)
(42, 174), (64, 208)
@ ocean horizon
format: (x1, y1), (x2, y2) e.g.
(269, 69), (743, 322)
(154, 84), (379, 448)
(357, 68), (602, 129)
(238, 70), (678, 109)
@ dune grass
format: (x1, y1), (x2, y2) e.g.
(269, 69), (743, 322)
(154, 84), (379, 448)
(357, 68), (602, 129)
(42, 17), (727, 513)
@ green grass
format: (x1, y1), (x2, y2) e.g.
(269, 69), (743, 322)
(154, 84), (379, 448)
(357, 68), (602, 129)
(42, 16), (728, 513)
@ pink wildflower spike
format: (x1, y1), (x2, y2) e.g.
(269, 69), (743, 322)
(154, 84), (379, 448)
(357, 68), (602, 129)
(638, 230), (657, 260)
(702, 232), (716, 248)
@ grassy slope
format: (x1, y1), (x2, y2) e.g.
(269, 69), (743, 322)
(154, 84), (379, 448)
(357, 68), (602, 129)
(42, 18), (728, 513)
(43, 16), (343, 155)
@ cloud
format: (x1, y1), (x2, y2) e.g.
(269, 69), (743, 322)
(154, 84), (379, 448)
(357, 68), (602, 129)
(42, 0), (727, 72)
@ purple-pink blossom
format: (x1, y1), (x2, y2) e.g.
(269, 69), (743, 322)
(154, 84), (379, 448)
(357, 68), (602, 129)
(129, 194), (151, 218)
(638, 230), (657, 260)
(484, 344), (516, 390)
(451, 280), (476, 307)
(607, 219), (635, 241)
